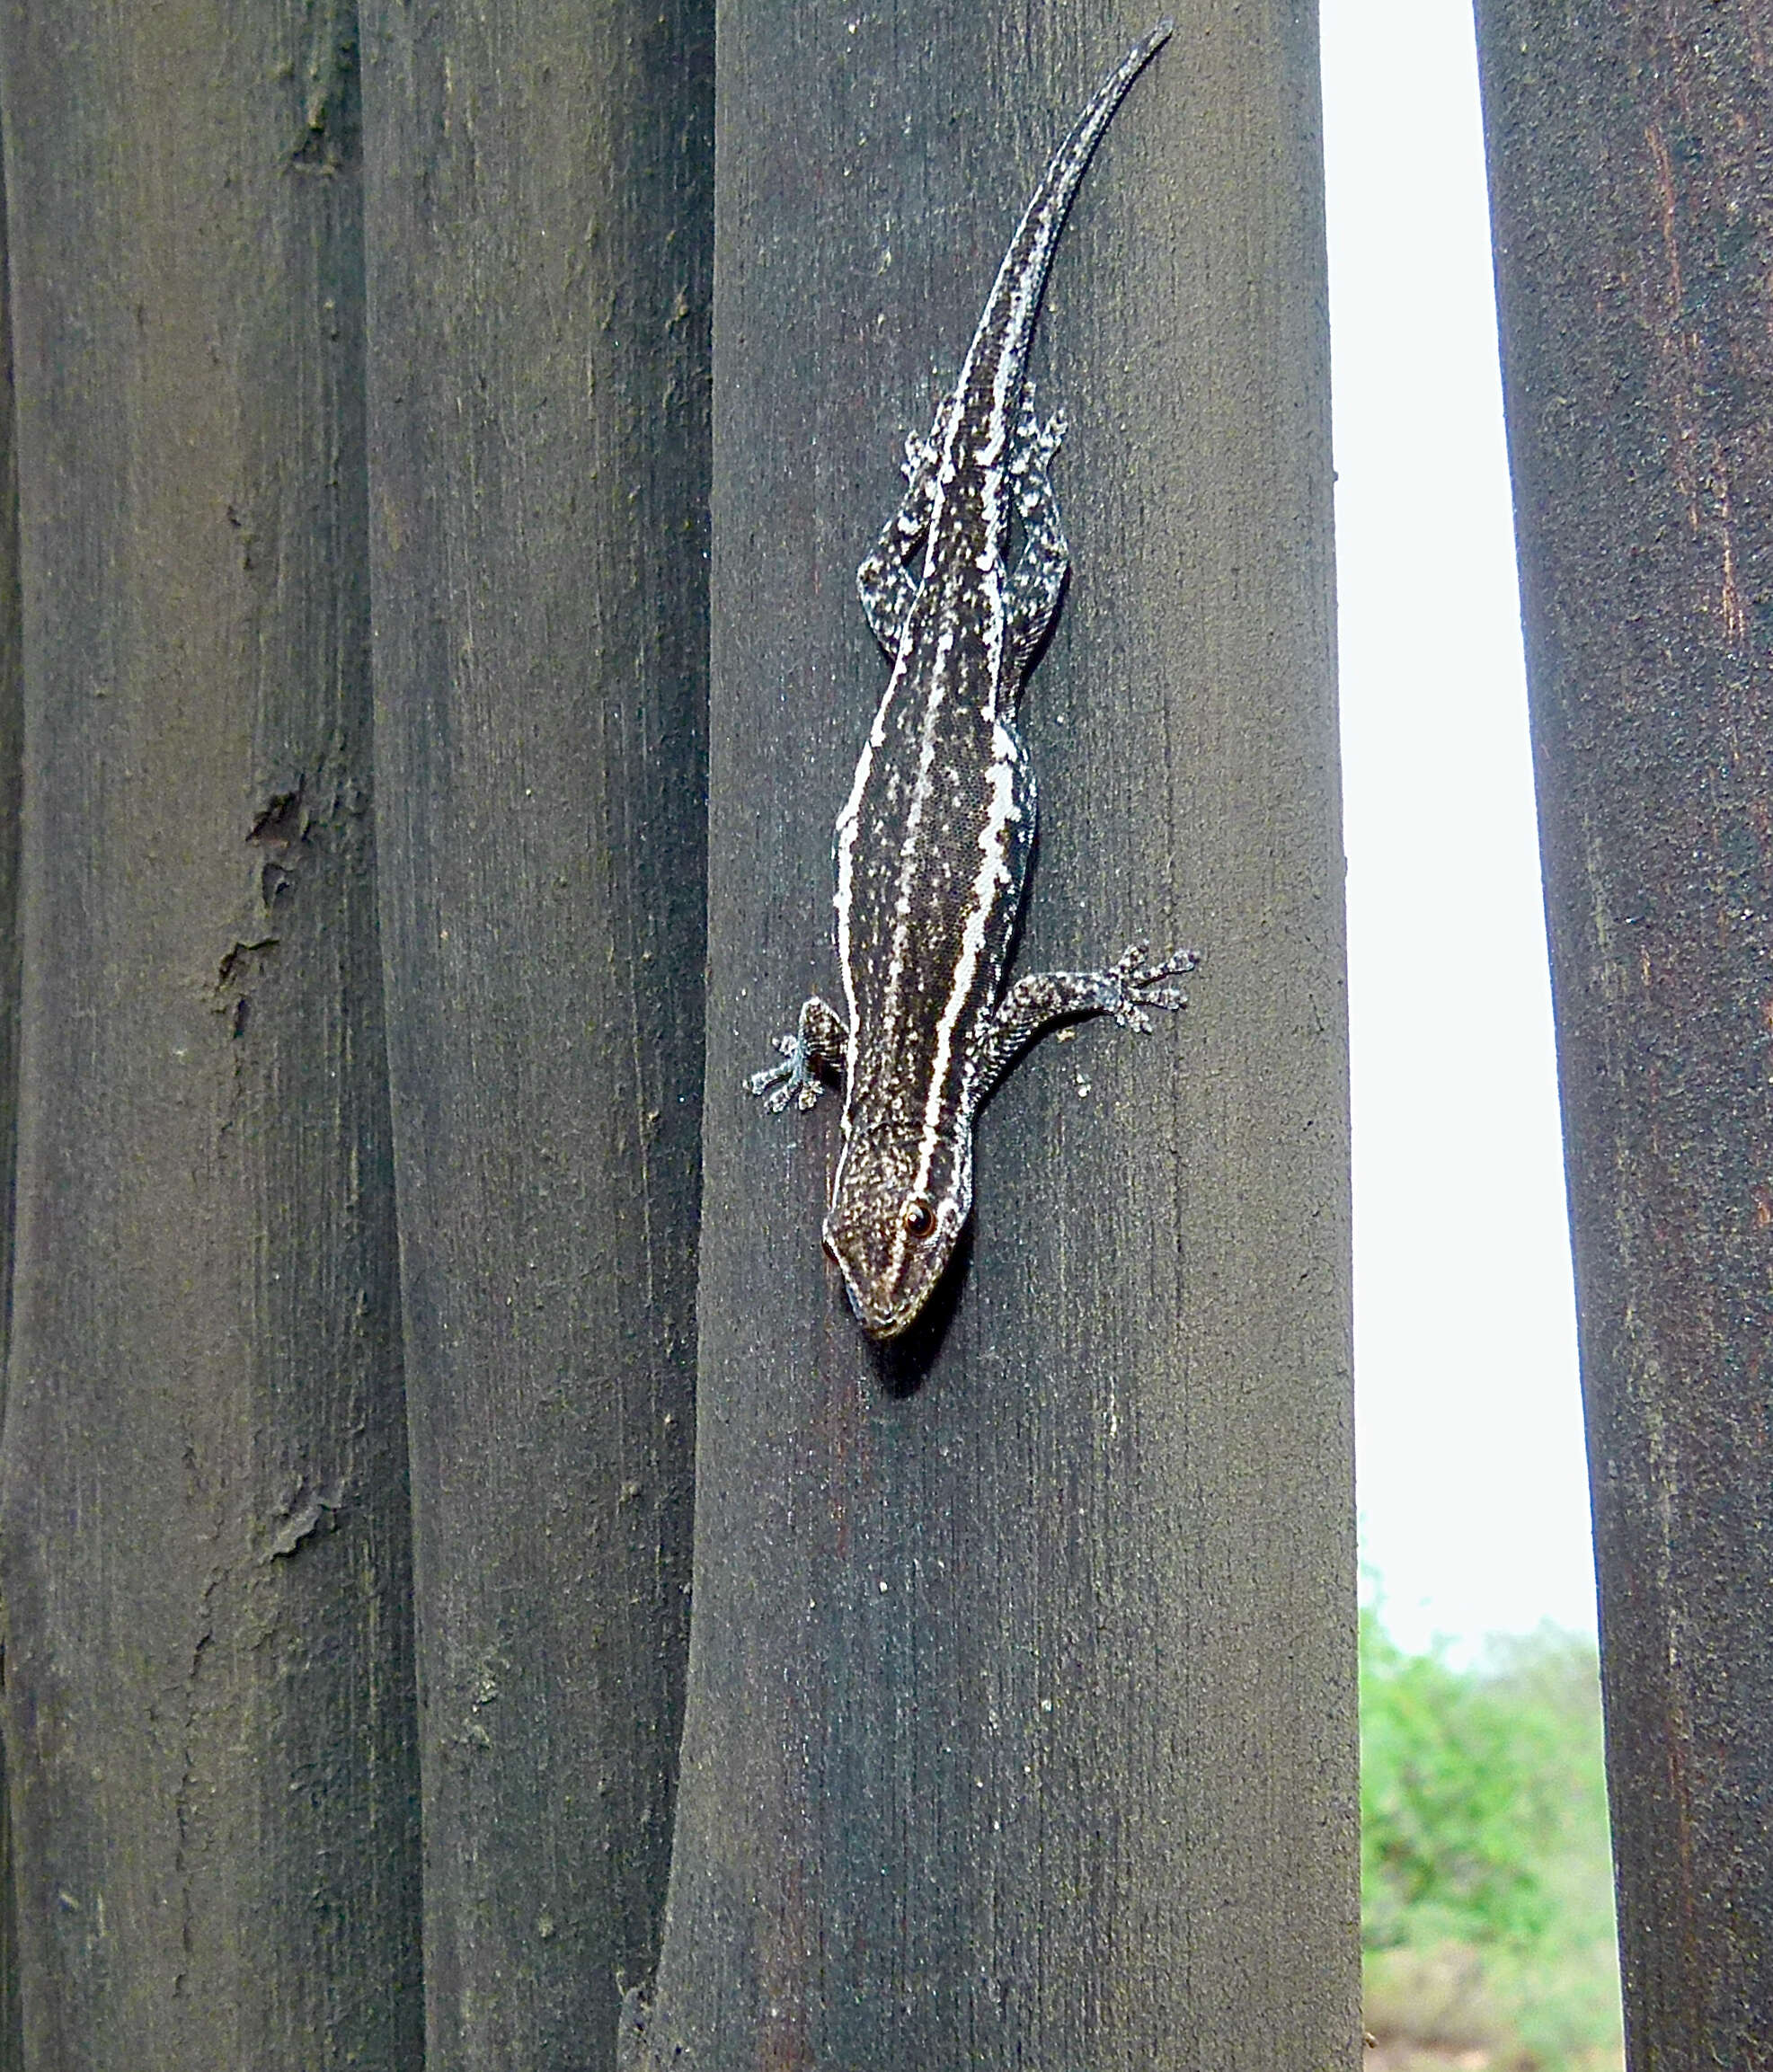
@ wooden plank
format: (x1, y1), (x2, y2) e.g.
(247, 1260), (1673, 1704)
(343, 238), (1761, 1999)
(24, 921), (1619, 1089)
(359, 3), (713, 2064)
(1475, 6), (1773, 2059)
(631, 4), (1358, 2066)
(0, 105), (23, 2072)
(0, 1), (421, 2062)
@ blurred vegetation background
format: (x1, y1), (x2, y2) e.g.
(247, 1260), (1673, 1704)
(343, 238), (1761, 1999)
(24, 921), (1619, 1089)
(1361, 1607), (1625, 2072)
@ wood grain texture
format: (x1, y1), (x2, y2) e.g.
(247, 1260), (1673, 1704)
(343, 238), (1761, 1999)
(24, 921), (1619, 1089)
(635, 4), (1358, 2066)
(0, 105), (22, 2072)
(0, 1), (421, 2063)
(1475, 6), (1773, 2061)
(360, 3), (712, 2065)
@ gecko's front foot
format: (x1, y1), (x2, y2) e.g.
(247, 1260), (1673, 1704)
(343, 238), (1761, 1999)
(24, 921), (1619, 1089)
(745, 1032), (828, 1113)
(1105, 943), (1201, 1032)
(744, 995), (849, 1113)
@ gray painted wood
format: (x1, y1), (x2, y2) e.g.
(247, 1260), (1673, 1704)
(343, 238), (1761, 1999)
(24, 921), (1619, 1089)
(634, 4), (1358, 2066)
(0, 101), (22, 2072)
(360, 3), (712, 2064)
(1476, 8), (1773, 2061)
(0, 1), (421, 2062)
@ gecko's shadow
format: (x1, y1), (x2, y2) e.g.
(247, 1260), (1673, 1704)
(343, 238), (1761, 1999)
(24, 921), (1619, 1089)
(864, 1221), (975, 1399)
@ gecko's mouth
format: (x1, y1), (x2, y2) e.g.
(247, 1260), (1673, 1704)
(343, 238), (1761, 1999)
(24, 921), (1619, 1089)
(847, 1288), (918, 1342)
(823, 1232), (927, 1341)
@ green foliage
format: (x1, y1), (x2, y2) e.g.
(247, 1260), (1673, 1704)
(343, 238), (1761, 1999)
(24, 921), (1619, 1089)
(1361, 1612), (1625, 2069)
(1361, 1608), (1562, 1950)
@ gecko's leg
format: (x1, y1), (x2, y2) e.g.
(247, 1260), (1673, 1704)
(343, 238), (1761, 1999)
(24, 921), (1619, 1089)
(745, 996), (849, 1113)
(971, 944), (1199, 1103)
(1006, 383), (1071, 671)
(856, 411), (944, 654)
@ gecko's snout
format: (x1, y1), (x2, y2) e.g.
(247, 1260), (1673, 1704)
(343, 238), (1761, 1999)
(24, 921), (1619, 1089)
(822, 1149), (971, 1341)
(822, 1212), (954, 1341)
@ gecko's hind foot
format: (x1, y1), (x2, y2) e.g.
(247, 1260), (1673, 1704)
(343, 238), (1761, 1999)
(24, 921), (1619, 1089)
(744, 1033), (827, 1114)
(1107, 943), (1201, 1032)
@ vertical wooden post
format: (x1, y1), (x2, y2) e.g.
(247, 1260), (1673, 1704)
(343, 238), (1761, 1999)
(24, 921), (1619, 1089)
(360, 3), (713, 2064)
(1476, 7), (1773, 2060)
(0, 1), (421, 2062)
(0, 106), (23, 2072)
(633, 4), (1357, 2066)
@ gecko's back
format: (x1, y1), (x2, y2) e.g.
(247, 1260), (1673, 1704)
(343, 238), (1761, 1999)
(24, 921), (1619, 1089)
(835, 21), (1175, 1139)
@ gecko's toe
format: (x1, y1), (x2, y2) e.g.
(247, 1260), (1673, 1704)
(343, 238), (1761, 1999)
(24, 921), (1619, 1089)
(1107, 942), (1199, 1027)
(745, 1044), (797, 1107)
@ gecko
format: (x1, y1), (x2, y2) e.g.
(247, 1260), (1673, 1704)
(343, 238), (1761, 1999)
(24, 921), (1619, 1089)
(747, 19), (1196, 1342)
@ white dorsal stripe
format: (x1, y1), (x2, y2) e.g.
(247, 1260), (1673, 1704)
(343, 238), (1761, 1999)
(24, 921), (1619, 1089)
(912, 715), (1019, 1203)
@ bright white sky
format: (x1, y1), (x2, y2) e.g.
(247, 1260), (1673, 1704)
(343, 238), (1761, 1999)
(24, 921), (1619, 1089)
(1319, 0), (1600, 1656)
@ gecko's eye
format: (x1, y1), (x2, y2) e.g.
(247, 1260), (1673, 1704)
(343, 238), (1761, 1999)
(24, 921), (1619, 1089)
(900, 1195), (937, 1241)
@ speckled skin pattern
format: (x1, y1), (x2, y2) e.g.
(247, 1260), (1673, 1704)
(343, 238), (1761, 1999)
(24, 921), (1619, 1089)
(749, 21), (1196, 1340)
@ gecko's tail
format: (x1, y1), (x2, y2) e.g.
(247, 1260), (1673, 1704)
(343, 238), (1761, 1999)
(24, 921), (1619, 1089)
(955, 20), (1173, 410)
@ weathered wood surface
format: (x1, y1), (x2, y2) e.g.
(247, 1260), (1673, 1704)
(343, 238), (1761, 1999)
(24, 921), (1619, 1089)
(1476, 7), (1773, 2062)
(361, 2), (712, 2064)
(0, 1), (421, 2063)
(634, 4), (1358, 2067)
(0, 116), (23, 2072)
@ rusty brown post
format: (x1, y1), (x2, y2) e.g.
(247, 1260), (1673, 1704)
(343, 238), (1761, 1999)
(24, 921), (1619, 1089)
(1476, 6), (1773, 2060)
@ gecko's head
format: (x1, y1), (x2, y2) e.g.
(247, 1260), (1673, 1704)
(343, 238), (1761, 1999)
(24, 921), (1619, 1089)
(823, 1128), (973, 1341)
